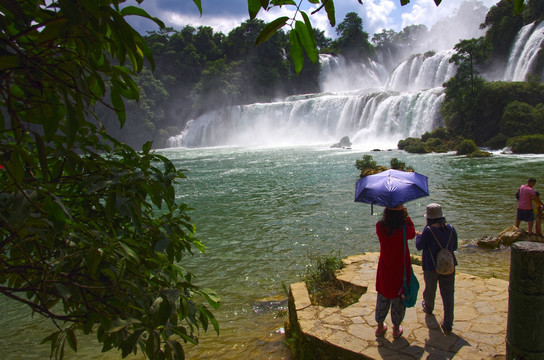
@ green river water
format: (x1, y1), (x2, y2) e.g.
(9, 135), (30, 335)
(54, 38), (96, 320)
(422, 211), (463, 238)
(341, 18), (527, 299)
(2, 145), (543, 359)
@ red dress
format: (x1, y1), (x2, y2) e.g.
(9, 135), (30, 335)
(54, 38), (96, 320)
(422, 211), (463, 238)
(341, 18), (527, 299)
(375, 217), (416, 299)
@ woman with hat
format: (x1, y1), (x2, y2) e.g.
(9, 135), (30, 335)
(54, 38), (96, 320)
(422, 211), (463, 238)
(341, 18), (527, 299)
(416, 203), (458, 335)
(374, 204), (416, 339)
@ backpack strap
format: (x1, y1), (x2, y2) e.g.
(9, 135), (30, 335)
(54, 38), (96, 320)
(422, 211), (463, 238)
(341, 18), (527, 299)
(426, 225), (453, 270)
(426, 225), (453, 250)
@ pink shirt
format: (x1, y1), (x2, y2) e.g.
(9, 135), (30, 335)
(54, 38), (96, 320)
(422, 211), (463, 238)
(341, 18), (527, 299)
(518, 184), (536, 210)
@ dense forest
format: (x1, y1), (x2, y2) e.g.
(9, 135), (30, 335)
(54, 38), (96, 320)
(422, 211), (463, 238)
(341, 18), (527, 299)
(99, 0), (544, 150)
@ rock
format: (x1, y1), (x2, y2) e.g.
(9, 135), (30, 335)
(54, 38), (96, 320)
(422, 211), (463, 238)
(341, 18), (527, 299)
(330, 136), (352, 149)
(476, 235), (501, 249)
(477, 226), (544, 249)
(497, 225), (538, 246)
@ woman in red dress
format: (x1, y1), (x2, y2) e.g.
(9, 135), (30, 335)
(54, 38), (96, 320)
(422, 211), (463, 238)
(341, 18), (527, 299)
(374, 204), (416, 338)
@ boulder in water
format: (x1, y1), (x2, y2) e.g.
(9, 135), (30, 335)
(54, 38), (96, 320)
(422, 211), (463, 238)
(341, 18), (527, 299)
(330, 136), (352, 149)
(477, 225), (544, 249)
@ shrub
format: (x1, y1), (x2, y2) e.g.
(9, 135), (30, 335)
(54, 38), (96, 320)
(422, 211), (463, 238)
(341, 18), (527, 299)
(304, 253), (364, 308)
(424, 138), (448, 153)
(390, 157), (406, 170)
(404, 141), (429, 154)
(397, 137), (420, 150)
(355, 155), (378, 171)
(483, 133), (508, 149)
(421, 127), (452, 141)
(507, 135), (544, 154)
(456, 139), (478, 155)
(500, 101), (542, 137)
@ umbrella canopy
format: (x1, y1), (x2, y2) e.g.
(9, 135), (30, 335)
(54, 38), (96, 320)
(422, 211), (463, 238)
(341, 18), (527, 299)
(354, 169), (429, 208)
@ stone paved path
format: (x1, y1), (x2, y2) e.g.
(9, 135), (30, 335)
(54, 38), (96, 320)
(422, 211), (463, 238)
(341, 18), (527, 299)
(288, 253), (508, 359)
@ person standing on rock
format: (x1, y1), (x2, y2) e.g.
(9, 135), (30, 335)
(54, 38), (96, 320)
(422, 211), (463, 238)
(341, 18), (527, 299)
(515, 177), (544, 235)
(374, 204), (416, 339)
(416, 203), (458, 335)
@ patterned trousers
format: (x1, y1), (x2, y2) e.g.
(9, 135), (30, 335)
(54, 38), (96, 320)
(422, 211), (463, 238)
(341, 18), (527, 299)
(375, 292), (406, 326)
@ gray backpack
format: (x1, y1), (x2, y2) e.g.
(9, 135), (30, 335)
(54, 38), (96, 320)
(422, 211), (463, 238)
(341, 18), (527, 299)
(427, 226), (455, 275)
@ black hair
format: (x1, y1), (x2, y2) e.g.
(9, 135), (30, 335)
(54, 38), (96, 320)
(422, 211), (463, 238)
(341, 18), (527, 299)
(426, 217), (447, 230)
(529, 177), (537, 184)
(380, 208), (407, 235)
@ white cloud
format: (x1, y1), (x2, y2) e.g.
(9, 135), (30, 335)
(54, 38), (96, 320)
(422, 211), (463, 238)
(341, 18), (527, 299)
(363, 0), (397, 32)
(165, 11), (246, 34)
(400, 0), (455, 30)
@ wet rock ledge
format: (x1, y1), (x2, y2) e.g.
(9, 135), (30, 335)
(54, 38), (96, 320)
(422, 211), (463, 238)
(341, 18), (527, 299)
(286, 253), (508, 360)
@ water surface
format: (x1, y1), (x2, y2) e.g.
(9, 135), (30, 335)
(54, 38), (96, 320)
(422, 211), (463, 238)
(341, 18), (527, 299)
(1, 146), (541, 359)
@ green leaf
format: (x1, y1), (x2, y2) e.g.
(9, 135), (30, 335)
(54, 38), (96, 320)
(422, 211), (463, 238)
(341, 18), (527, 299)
(45, 196), (67, 232)
(86, 249), (102, 277)
(295, 16), (318, 63)
(110, 87), (126, 127)
(289, 30), (304, 74)
(401, 0), (410, 5)
(66, 329), (77, 352)
(32, 132), (50, 181)
(260, 0), (270, 9)
(512, 0), (524, 14)
(192, 0), (203, 15)
(0, 55), (20, 70)
(142, 141), (152, 154)
(248, 0), (261, 19)
(55, 283), (70, 301)
(255, 16), (289, 46)
(65, 101), (78, 148)
(119, 242), (140, 263)
(324, 0), (336, 27)
(9, 84), (25, 98)
(433, 0), (441, 5)
(201, 288), (221, 309)
(121, 330), (143, 358)
(165, 339), (185, 360)
(59, 0), (82, 24)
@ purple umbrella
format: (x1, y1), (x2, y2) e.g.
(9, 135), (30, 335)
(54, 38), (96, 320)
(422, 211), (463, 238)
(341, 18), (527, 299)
(355, 169), (429, 209)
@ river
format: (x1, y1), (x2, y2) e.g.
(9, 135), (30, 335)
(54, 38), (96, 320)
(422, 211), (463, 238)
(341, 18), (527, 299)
(2, 145), (542, 359)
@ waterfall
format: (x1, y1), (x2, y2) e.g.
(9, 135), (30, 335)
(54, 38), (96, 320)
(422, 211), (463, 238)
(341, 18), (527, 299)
(167, 88), (445, 149)
(385, 50), (457, 91)
(504, 21), (544, 81)
(319, 54), (389, 92)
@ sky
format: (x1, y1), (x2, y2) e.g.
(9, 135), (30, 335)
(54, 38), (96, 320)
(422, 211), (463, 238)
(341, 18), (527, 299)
(128, 0), (502, 39)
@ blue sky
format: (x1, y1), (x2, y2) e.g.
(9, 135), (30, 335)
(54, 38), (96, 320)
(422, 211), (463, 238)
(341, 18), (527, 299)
(129, 0), (501, 39)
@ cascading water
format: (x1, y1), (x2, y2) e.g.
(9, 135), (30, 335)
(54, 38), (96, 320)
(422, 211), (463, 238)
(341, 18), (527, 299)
(167, 88), (445, 149)
(384, 50), (457, 91)
(168, 48), (451, 149)
(504, 20), (544, 81)
(318, 54), (389, 92)
(167, 21), (543, 149)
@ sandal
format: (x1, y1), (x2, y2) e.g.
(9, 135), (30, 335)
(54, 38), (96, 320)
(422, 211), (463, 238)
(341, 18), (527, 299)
(393, 325), (403, 339)
(375, 323), (387, 337)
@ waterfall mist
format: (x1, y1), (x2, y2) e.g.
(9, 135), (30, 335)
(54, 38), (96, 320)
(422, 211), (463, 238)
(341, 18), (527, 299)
(167, 15), (544, 150)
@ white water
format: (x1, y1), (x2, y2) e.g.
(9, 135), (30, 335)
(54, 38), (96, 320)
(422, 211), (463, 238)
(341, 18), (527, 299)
(168, 53), (450, 150)
(168, 21), (544, 149)
(385, 50), (457, 91)
(504, 20), (544, 81)
(168, 88), (445, 150)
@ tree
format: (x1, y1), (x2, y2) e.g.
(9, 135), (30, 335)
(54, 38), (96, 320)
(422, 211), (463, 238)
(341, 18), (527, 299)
(449, 37), (491, 93)
(250, 0), (527, 74)
(332, 12), (375, 61)
(0, 1), (219, 359)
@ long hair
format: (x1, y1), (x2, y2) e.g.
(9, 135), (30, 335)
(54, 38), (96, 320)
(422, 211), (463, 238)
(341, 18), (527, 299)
(426, 217), (447, 230)
(379, 208), (407, 235)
